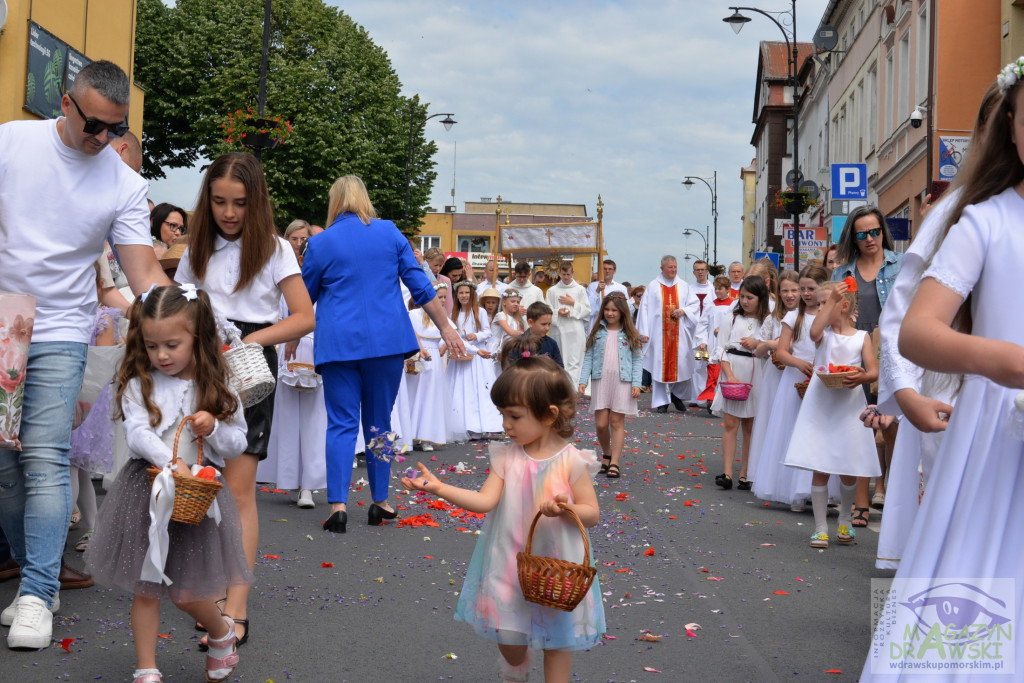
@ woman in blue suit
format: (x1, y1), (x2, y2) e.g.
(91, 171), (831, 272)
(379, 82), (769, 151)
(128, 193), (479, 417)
(302, 176), (464, 532)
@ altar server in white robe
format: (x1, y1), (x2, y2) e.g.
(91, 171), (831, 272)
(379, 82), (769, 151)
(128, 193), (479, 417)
(544, 261), (591, 386)
(506, 261), (545, 309)
(636, 255), (701, 412)
(688, 260), (715, 402)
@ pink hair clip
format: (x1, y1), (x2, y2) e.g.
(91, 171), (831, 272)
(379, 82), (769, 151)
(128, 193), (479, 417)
(521, 350), (531, 358)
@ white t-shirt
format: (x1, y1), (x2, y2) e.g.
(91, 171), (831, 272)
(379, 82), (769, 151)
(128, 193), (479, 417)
(175, 235), (301, 323)
(0, 119), (151, 342)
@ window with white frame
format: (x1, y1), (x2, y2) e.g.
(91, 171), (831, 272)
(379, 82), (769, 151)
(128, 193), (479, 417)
(916, 4), (929, 104)
(457, 235), (491, 254)
(420, 235), (441, 252)
(868, 64), (878, 149)
(899, 32), (910, 121)
(885, 51), (894, 137)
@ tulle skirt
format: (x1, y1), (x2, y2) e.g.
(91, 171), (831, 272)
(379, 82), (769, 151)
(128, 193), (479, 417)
(85, 459), (253, 602)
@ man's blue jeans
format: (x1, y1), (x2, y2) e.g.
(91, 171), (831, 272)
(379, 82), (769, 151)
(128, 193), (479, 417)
(0, 342), (86, 606)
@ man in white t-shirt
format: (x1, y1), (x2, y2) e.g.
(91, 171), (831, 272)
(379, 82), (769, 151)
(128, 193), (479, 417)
(506, 261), (544, 309)
(0, 60), (171, 650)
(586, 259), (629, 330)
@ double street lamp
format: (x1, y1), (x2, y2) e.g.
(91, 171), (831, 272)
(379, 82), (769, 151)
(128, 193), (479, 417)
(681, 172), (718, 266)
(682, 228), (708, 262)
(724, 1), (803, 269)
(405, 110), (456, 232)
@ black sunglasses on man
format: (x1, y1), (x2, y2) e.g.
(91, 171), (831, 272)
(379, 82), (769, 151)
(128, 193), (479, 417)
(67, 93), (130, 138)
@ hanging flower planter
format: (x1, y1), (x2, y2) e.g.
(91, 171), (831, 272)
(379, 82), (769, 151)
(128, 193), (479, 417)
(221, 108), (292, 151)
(771, 187), (822, 215)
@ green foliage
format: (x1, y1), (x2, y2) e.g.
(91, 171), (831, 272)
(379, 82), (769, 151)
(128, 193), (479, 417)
(135, 0), (438, 232)
(44, 48), (63, 114)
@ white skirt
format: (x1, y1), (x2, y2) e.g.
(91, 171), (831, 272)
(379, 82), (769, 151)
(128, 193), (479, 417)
(258, 380), (328, 491)
(861, 377), (1022, 680)
(783, 372), (880, 477)
(716, 351), (758, 419)
(746, 361), (782, 478)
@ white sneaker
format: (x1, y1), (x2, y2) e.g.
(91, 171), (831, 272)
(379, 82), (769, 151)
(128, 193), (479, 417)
(297, 490), (315, 509)
(1, 586), (59, 627)
(421, 443), (434, 452)
(6, 595), (53, 649)
(790, 504), (806, 513)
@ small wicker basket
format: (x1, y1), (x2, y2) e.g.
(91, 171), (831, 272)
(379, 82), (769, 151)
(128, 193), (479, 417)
(794, 380), (809, 399)
(815, 368), (862, 389)
(404, 357), (424, 375)
(286, 361), (316, 373)
(146, 417), (221, 526)
(224, 342), (275, 408)
(720, 381), (753, 401)
(516, 506), (597, 612)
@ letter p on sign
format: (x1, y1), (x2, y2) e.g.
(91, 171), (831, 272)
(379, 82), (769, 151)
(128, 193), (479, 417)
(831, 163), (868, 200)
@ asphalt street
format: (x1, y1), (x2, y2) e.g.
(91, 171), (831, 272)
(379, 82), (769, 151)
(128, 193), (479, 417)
(3, 394), (891, 682)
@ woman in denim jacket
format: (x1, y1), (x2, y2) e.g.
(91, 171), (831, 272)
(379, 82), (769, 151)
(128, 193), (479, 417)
(830, 205), (903, 524)
(578, 294), (644, 479)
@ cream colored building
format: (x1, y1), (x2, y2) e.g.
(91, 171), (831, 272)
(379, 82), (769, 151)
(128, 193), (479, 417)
(0, 1), (143, 132)
(416, 199), (599, 282)
(740, 160), (756, 267)
(1003, 0), (1024, 65)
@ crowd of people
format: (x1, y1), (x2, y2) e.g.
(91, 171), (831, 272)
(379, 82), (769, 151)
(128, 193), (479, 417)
(2, 55), (1023, 681)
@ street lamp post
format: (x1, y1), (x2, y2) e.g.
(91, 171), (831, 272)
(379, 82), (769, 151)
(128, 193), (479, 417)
(724, 1), (802, 269)
(405, 109), (456, 233)
(681, 172), (718, 266)
(682, 229), (708, 262)
(254, 0), (272, 163)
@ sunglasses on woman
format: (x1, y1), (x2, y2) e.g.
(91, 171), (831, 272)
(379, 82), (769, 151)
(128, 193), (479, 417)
(854, 227), (883, 241)
(68, 94), (130, 138)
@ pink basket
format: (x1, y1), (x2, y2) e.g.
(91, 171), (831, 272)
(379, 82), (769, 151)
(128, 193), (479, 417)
(720, 382), (752, 401)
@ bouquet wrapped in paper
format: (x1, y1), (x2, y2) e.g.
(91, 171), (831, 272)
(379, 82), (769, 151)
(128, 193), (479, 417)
(0, 292), (36, 450)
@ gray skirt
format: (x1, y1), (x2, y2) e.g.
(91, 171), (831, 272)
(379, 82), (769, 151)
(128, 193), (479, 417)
(85, 459), (253, 602)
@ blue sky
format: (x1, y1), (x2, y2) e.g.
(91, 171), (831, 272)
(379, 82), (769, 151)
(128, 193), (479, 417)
(150, 0), (830, 285)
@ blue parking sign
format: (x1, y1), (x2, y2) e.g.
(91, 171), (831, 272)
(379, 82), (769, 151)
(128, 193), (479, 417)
(831, 163), (868, 200)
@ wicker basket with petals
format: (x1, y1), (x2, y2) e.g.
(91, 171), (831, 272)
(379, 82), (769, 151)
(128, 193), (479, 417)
(815, 368), (862, 389)
(146, 417), (221, 526)
(516, 506), (596, 612)
(720, 381), (753, 401)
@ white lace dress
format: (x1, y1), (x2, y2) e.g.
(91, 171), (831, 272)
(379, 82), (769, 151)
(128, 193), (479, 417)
(862, 187), (1024, 680)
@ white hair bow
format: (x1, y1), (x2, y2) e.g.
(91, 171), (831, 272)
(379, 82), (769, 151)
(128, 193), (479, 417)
(180, 283), (198, 301)
(140, 282), (159, 302)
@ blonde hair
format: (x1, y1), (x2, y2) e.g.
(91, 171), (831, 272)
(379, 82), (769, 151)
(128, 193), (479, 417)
(284, 219), (311, 239)
(819, 281), (857, 324)
(326, 175), (378, 226)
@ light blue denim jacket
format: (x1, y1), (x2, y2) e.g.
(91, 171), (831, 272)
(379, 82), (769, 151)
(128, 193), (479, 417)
(579, 322), (644, 389)
(831, 249), (903, 309)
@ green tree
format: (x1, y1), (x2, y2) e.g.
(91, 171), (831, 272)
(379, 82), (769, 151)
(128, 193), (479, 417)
(135, 0), (438, 233)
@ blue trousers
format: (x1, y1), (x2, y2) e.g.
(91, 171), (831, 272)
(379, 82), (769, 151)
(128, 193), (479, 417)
(0, 342), (86, 606)
(321, 355), (404, 504)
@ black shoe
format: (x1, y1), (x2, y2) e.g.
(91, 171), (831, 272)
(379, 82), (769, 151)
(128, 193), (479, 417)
(737, 478), (752, 491)
(322, 510), (348, 533)
(58, 563), (94, 590)
(368, 503), (398, 526)
(715, 473), (733, 490)
(670, 394), (687, 412)
(0, 557), (19, 582)
(655, 405), (668, 414)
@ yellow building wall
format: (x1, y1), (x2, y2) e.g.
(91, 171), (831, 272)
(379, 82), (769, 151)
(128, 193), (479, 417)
(0, 0), (143, 134)
(1003, 0), (1024, 66)
(741, 161), (756, 267)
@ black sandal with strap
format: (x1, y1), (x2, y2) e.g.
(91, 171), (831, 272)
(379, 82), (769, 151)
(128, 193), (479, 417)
(605, 464), (621, 479)
(715, 473), (733, 490)
(737, 478), (752, 491)
(852, 507), (870, 528)
(599, 453), (611, 475)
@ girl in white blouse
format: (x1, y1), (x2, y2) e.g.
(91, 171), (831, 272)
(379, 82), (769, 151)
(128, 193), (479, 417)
(174, 153), (314, 649)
